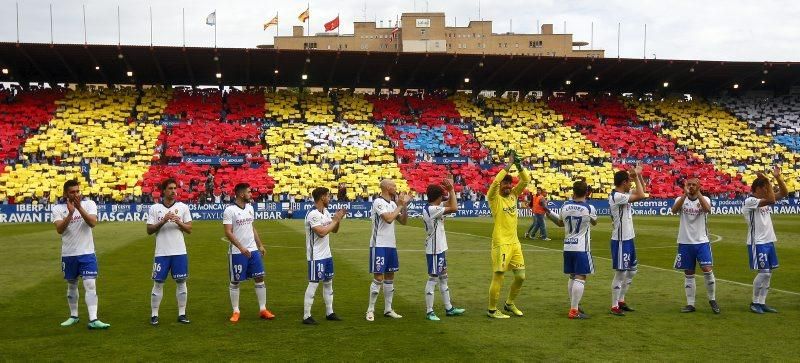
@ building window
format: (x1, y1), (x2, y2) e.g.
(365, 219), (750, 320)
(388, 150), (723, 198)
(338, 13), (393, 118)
(303, 42), (318, 49)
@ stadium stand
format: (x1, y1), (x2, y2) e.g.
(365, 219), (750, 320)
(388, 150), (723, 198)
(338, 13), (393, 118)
(1, 83), (798, 204)
(0, 87), (65, 174)
(551, 97), (749, 198)
(141, 88), (276, 202)
(369, 94), (413, 123)
(265, 114), (407, 201)
(471, 96), (614, 199)
(300, 92), (337, 124)
(717, 95), (800, 152)
(0, 87), (162, 202)
(264, 89), (302, 121)
(627, 98), (799, 193)
(226, 88), (269, 122)
(333, 91), (374, 122)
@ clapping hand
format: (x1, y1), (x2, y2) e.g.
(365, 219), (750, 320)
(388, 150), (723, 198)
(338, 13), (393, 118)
(441, 178), (454, 192)
(333, 208), (347, 221)
(398, 192), (412, 206)
(162, 211), (176, 223)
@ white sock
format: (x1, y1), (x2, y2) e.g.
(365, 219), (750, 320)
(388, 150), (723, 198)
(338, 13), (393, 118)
(367, 279), (382, 313)
(322, 280), (334, 316)
(83, 278), (98, 321)
(619, 269), (637, 302)
(752, 271), (771, 304)
(571, 279), (585, 310)
(229, 283), (240, 312)
(703, 271), (716, 301)
(151, 281), (164, 317)
(255, 282), (267, 310)
(756, 271), (772, 304)
(303, 282), (319, 319)
(425, 277), (438, 313)
(684, 275), (696, 306)
(176, 280), (188, 316)
(438, 274), (453, 310)
(567, 277), (575, 303)
(760, 273), (772, 304)
(611, 270), (626, 307)
(67, 280), (79, 317)
(383, 280), (395, 313)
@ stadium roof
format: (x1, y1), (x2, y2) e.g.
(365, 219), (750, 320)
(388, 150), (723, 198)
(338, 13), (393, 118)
(0, 42), (797, 94)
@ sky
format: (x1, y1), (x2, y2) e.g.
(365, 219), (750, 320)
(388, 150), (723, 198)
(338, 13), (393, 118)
(0, 0), (798, 62)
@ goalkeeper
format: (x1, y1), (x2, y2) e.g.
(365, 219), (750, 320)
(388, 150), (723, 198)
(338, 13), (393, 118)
(486, 150), (531, 319)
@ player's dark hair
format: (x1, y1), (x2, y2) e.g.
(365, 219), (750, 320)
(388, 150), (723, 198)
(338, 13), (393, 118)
(573, 180), (589, 198)
(614, 170), (630, 187)
(426, 184), (444, 202)
(160, 178), (177, 192)
(751, 177), (769, 193)
(312, 187), (330, 202)
(502, 174), (513, 183)
(234, 183), (250, 195)
(63, 179), (80, 194)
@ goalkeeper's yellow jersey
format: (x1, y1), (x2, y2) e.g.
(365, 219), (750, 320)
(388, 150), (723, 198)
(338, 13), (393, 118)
(487, 168), (531, 247)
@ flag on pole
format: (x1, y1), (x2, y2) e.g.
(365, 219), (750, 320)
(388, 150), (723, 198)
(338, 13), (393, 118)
(324, 16), (339, 32)
(206, 11), (216, 26)
(389, 22), (400, 42)
(298, 7), (309, 22)
(264, 15), (278, 30)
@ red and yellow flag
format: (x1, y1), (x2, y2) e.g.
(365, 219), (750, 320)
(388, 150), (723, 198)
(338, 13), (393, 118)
(298, 7), (309, 22)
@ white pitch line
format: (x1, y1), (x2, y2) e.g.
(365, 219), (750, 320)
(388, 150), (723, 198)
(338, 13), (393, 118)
(407, 227), (800, 296)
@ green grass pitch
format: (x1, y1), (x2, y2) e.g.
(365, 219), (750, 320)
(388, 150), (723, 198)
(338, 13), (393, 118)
(0, 215), (798, 361)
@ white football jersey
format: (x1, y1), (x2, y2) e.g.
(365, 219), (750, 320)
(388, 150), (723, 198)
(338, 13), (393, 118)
(743, 196), (777, 245)
(609, 191), (635, 241)
(675, 196), (710, 244)
(52, 200), (97, 257)
(147, 202), (192, 256)
(305, 208), (333, 261)
(423, 205), (449, 254)
(556, 201), (597, 252)
(223, 204), (257, 254)
(370, 197), (397, 248)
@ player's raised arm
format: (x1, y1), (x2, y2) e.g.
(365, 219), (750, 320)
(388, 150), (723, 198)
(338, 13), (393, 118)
(546, 209), (565, 227)
(54, 200), (74, 235)
(312, 209), (346, 237)
(396, 193), (411, 225)
(331, 208), (345, 233)
(173, 208), (193, 234)
(589, 205), (598, 226)
(671, 195), (687, 215)
(772, 166), (788, 201)
(697, 194), (712, 214)
(755, 172), (776, 207)
(74, 197), (98, 228)
(628, 164), (648, 203)
(488, 152), (515, 200)
(442, 178), (458, 214)
(511, 155), (530, 197)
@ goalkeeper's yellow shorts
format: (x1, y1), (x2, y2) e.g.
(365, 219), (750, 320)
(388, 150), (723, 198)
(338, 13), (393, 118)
(491, 243), (525, 272)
